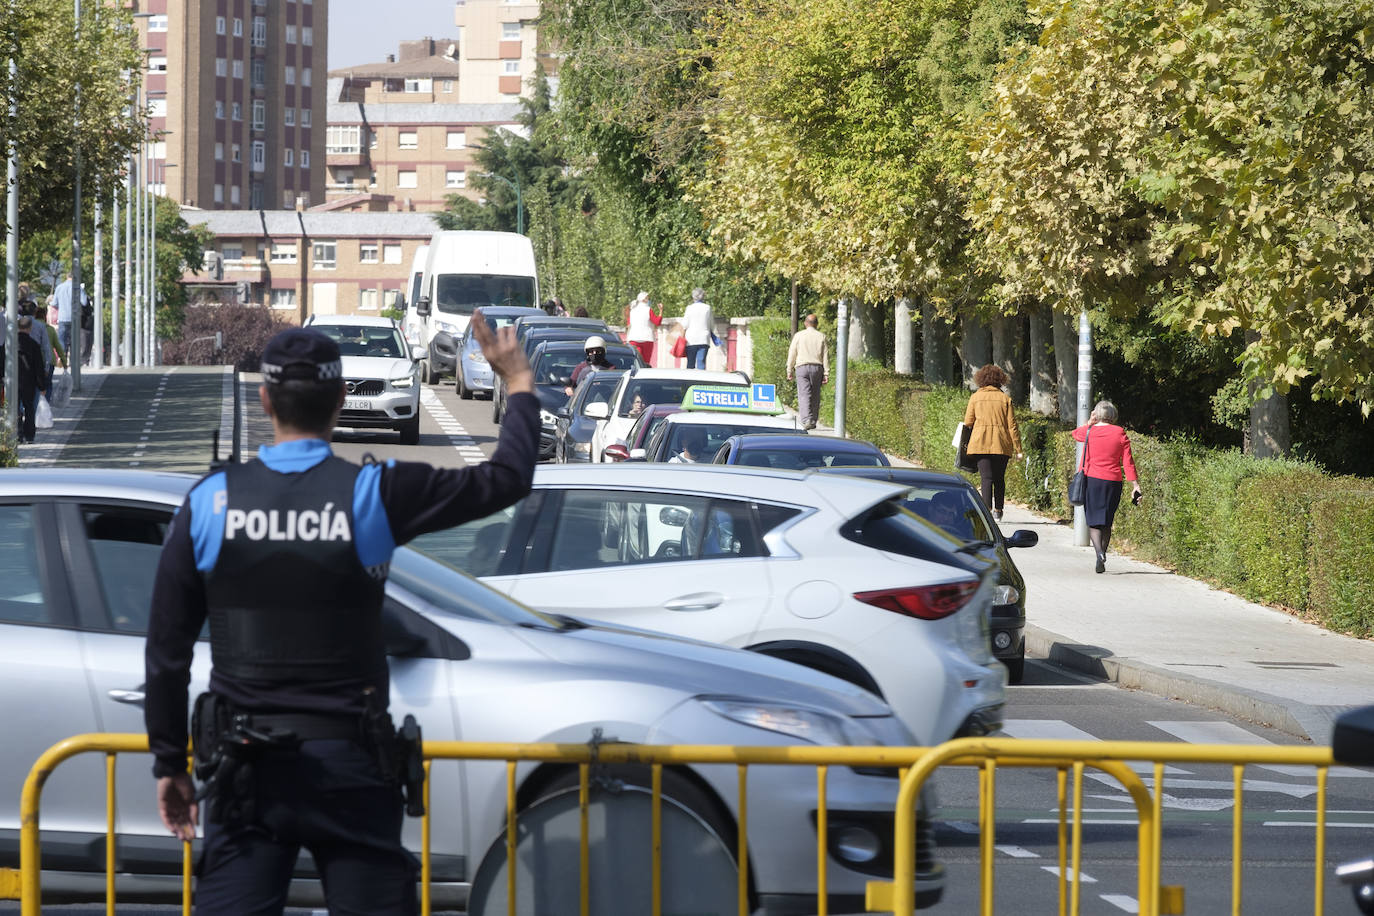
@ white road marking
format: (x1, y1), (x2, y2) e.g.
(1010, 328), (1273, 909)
(1101, 894), (1139, 912)
(1041, 866), (1097, 883)
(1148, 721), (1372, 778)
(1003, 720), (1191, 775)
(995, 845), (1040, 858)
(1263, 821), (1374, 828)
(422, 387), (487, 465)
(1025, 818), (1139, 825)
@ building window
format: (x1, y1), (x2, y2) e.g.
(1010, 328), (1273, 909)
(215, 58), (226, 77)
(233, 17), (243, 36)
(214, 142), (224, 161)
(252, 100), (266, 130)
(332, 169), (354, 188)
(446, 170), (466, 189)
(383, 244), (402, 264)
(148, 14), (167, 30)
(150, 56), (168, 72)
(301, 109), (312, 127)
(369, 129), (378, 149)
(327, 125), (360, 155)
(446, 130), (466, 149)
(231, 185), (241, 205)
(312, 241), (336, 269)
(286, 25), (297, 44)
(252, 17), (267, 47)
(398, 131), (417, 149)
(285, 66), (296, 86)
(270, 288), (297, 310)
(404, 78), (433, 93)
(284, 148), (294, 166)
(359, 243), (378, 264)
(222, 245), (244, 261)
(284, 108), (295, 126)
(302, 26), (313, 46)
(503, 60), (520, 75)
(251, 182), (264, 209)
(383, 289), (401, 309)
(501, 22), (521, 40)
(442, 79), (454, 93)
(270, 243), (298, 264)
(302, 68), (312, 87)
(149, 98), (167, 118)
(397, 170), (417, 189)
(232, 143), (242, 162)
(251, 140), (266, 172)
(359, 288), (379, 311)
(215, 16), (226, 34)
(252, 58), (265, 87)
(214, 184), (224, 203)
(214, 100), (225, 119)
(231, 102), (242, 121)
(301, 150), (310, 168)
(233, 60), (244, 79)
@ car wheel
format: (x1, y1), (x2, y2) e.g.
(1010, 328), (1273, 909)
(458, 372), (473, 400)
(1004, 646), (1026, 685)
(493, 396), (502, 423)
(398, 414), (421, 446)
(466, 766), (740, 916)
(419, 359), (434, 386)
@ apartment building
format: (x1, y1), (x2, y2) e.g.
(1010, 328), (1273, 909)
(323, 39), (523, 211)
(133, 0), (327, 210)
(181, 208), (438, 324)
(450, 0), (555, 104)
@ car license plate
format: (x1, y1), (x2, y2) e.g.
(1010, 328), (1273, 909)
(345, 398), (371, 410)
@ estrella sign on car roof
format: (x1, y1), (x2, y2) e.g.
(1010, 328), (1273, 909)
(681, 384), (782, 414)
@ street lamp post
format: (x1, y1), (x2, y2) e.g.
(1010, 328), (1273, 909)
(485, 172), (523, 235)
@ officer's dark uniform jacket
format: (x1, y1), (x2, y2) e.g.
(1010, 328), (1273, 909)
(144, 391), (540, 779)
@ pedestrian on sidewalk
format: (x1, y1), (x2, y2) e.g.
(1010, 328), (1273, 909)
(962, 364), (1023, 521)
(52, 272), (83, 358)
(681, 288), (714, 370)
(625, 291), (662, 366)
(1073, 400), (1142, 574)
(786, 313), (829, 430)
(14, 316), (47, 444)
(34, 305), (66, 395)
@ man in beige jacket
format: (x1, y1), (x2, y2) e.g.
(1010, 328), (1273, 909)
(786, 314), (829, 430)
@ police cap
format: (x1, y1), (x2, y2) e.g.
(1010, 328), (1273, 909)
(260, 328), (343, 384)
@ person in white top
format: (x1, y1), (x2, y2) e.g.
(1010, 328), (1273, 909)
(625, 291), (662, 366)
(681, 288), (714, 370)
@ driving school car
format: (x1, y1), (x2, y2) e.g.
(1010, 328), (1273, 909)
(631, 385), (802, 462)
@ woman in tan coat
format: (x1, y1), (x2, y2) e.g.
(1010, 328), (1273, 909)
(962, 364), (1022, 520)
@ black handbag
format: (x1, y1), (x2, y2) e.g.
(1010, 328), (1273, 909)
(1068, 428), (1090, 506)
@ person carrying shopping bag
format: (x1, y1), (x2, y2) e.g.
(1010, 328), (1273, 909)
(961, 364), (1022, 521)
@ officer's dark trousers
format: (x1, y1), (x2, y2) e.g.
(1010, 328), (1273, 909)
(196, 739), (418, 916)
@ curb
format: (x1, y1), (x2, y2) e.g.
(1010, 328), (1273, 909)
(1024, 624), (1326, 742)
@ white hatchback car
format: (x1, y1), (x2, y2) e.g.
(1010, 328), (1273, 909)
(304, 314), (423, 444)
(411, 464), (1006, 745)
(588, 368), (750, 462)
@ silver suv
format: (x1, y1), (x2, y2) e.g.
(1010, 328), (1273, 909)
(304, 314), (423, 444)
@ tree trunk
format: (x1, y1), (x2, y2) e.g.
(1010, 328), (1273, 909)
(847, 299), (882, 362)
(960, 315), (992, 390)
(1051, 309), (1078, 423)
(847, 301), (866, 362)
(1245, 331), (1291, 458)
(894, 297), (915, 376)
(923, 301), (954, 385)
(1028, 303), (1057, 416)
(992, 313), (1027, 403)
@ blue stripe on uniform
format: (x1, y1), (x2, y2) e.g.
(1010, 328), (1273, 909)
(188, 471), (228, 572)
(353, 460), (396, 568)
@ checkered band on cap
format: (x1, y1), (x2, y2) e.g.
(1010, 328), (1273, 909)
(260, 328), (343, 383)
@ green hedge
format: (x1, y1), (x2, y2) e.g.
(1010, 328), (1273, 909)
(0, 424), (16, 468)
(749, 326), (1374, 637)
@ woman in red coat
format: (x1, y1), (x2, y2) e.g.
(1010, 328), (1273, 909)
(1072, 400), (1143, 573)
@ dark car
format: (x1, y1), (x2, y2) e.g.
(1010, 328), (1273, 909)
(713, 433), (889, 470)
(493, 325), (617, 422)
(454, 306), (545, 399)
(519, 340), (643, 459)
(816, 466), (1038, 682)
(556, 369), (626, 463)
(510, 315), (611, 350)
(603, 404), (683, 462)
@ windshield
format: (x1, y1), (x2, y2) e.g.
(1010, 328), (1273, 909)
(737, 446), (884, 470)
(436, 274), (536, 314)
(578, 373), (623, 411)
(314, 325), (406, 358)
(894, 484), (996, 543)
(388, 548), (559, 627)
(665, 423), (790, 462)
(619, 378), (742, 418)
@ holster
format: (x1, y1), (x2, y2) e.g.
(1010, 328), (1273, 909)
(362, 687), (426, 817)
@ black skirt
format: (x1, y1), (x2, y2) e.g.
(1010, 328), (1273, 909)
(1084, 477), (1123, 528)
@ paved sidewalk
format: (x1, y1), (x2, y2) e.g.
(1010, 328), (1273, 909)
(999, 499), (1374, 742)
(13, 367), (109, 467)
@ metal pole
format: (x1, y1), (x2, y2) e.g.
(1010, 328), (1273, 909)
(71, 0), (83, 391)
(123, 157), (133, 367)
(111, 179), (120, 368)
(93, 181), (102, 370)
(833, 297), (849, 436)
(149, 168), (158, 365)
(5, 43), (18, 434)
(1073, 308), (1093, 547)
(133, 136), (143, 366)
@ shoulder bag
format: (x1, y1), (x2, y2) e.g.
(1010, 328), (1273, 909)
(1067, 427), (1090, 506)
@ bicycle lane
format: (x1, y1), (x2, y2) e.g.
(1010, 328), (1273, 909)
(34, 366), (228, 473)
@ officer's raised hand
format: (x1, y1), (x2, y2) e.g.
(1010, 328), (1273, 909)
(157, 772), (198, 841)
(471, 309), (532, 395)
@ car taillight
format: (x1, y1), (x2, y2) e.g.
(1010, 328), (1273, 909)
(854, 582), (979, 620)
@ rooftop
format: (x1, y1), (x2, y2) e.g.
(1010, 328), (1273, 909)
(180, 208), (440, 239)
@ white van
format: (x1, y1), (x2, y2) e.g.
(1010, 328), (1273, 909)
(401, 243), (428, 350)
(410, 231), (539, 383)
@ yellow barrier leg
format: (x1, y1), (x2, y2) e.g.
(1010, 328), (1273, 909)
(1057, 767), (1068, 916)
(506, 761), (517, 916)
(1071, 761), (1084, 916)
(106, 753), (117, 916)
(1231, 764), (1244, 916)
(979, 760), (997, 916)
(737, 765), (749, 916)
(1314, 766), (1327, 916)
(652, 764), (663, 916)
(1152, 762), (1164, 916)
(816, 765), (828, 916)
(579, 764), (590, 916)
(421, 760), (433, 916)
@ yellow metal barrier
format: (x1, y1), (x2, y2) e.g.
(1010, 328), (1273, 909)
(866, 736), (1336, 916)
(10, 732), (1337, 916)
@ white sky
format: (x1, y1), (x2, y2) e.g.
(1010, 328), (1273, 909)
(328, 0), (458, 70)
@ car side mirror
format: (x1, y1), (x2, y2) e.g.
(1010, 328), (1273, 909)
(628, 448), (646, 461)
(584, 402), (610, 420)
(659, 506), (688, 527)
(1005, 530), (1039, 548)
(416, 295), (431, 317)
(604, 444), (630, 462)
(410, 345), (426, 362)
(1333, 706), (1374, 766)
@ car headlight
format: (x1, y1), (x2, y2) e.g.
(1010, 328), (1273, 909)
(699, 697), (880, 746)
(466, 351), (488, 365)
(992, 585), (1020, 606)
(572, 440), (592, 455)
(391, 375), (414, 389)
(434, 319), (460, 334)
(539, 409), (558, 426)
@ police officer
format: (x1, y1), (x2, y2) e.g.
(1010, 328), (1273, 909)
(144, 311), (538, 915)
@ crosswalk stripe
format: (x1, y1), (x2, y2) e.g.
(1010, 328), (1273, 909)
(1003, 719), (1191, 775)
(421, 388), (487, 466)
(1101, 894), (1139, 913)
(1148, 721), (1372, 778)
